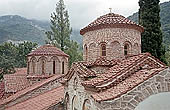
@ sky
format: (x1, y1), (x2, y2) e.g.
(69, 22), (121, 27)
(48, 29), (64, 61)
(0, 0), (169, 29)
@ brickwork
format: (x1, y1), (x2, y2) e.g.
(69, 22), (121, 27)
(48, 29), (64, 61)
(83, 28), (141, 61)
(27, 55), (68, 75)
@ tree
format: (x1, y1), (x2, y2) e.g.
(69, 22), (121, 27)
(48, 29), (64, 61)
(139, 0), (166, 62)
(65, 41), (83, 66)
(15, 42), (37, 67)
(46, 0), (83, 66)
(0, 42), (37, 79)
(46, 0), (72, 51)
(0, 42), (17, 78)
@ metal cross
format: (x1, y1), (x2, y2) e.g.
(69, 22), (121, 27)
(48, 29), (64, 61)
(109, 8), (112, 13)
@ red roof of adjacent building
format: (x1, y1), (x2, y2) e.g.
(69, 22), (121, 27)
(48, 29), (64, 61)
(28, 44), (69, 57)
(80, 13), (144, 35)
(0, 81), (5, 99)
(0, 74), (63, 106)
(64, 53), (167, 101)
(3, 68), (29, 93)
(6, 86), (64, 110)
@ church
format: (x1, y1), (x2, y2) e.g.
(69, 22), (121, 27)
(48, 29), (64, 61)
(0, 12), (170, 110)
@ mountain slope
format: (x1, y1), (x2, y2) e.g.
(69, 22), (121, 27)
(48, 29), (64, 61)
(0, 15), (48, 44)
(0, 15), (82, 45)
(128, 1), (170, 48)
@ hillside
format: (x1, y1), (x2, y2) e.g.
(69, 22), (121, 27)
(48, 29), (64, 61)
(128, 1), (170, 48)
(0, 15), (82, 45)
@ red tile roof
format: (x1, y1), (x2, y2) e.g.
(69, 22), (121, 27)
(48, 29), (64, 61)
(4, 68), (30, 93)
(85, 57), (119, 67)
(80, 13), (144, 35)
(0, 81), (5, 99)
(92, 68), (166, 101)
(28, 44), (69, 57)
(64, 53), (167, 101)
(6, 86), (64, 110)
(0, 74), (63, 106)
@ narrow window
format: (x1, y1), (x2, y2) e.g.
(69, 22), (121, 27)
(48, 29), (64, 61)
(101, 44), (106, 56)
(85, 46), (88, 61)
(32, 59), (36, 74)
(62, 62), (64, 74)
(42, 59), (45, 74)
(124, 44), (128, 55)
(53, 61), (55, 74)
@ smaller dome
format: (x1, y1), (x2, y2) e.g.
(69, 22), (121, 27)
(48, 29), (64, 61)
(80, 13), (144, 35)
(28, 44), (69, 57)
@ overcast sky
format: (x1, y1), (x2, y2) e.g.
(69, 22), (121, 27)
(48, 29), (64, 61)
(0, 0), (169, 29)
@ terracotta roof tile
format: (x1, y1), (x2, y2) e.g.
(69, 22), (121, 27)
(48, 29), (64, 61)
(0, 74), (63, 106)
(4, 68), (30, 93)
(80, 13), (144, 35)
(92, 68), (167, 101)
(0, 81), (5, 99)
(28, 44), (69, 57)
(6, 86), (64, 110)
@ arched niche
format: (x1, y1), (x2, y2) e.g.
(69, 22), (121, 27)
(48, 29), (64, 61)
(82, 99), (92, 110)
(30, 56), (37, 74)
(38, 56), (47, 75)
(84, 44), (88, 61)
(64, 92), (69, 110)
(135, 92), (170, 110)
(89, 43), (96, 60)
(72, 96), (79, 110)
(111, 41), (121, 58)
(134, 43), (139, 55)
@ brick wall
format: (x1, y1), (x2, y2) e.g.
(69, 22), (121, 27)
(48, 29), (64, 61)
(82, 28), (141, 62)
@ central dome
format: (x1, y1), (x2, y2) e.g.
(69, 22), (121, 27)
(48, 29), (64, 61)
(80, 13), (143, 35)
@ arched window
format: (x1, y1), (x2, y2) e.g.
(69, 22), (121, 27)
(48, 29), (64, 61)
(72, 96), (78, 110)
(65, 93), (69, 110)
(82, 99), (91, 110)
(84, 45), (88, 61)
(41, 58), (46, 74)
(32, 58), (36, 74)
(124, 44), (128, 55)
(73, 77), (78, 90)
(53, 61), (55, 74)
(101, 43), (106, 56)
(62, 61), (64, 74)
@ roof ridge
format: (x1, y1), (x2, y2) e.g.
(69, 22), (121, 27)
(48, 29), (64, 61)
(0, 74), (63, 106)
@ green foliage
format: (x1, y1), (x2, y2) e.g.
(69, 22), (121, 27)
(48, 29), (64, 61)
(65, 41), (83, 66)
(139, 0), (166, 63)
(15, 42), (37, 67)
(0, 42), (37, 79)
(0, 42), (17, 76)
(46, 0), (82, 66)
(45, 0), (72, 51)
(128, 1), (170, 50)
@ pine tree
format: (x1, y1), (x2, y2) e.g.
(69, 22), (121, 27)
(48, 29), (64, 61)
(139, 0), (166, 62)
(46, 0), (72, 51)
(46, 0), (83, 66)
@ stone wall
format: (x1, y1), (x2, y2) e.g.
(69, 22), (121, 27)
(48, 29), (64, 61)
(96, 68), (170, 110)
(82, 28), (141, 61)
(65, 73), (98, 110)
